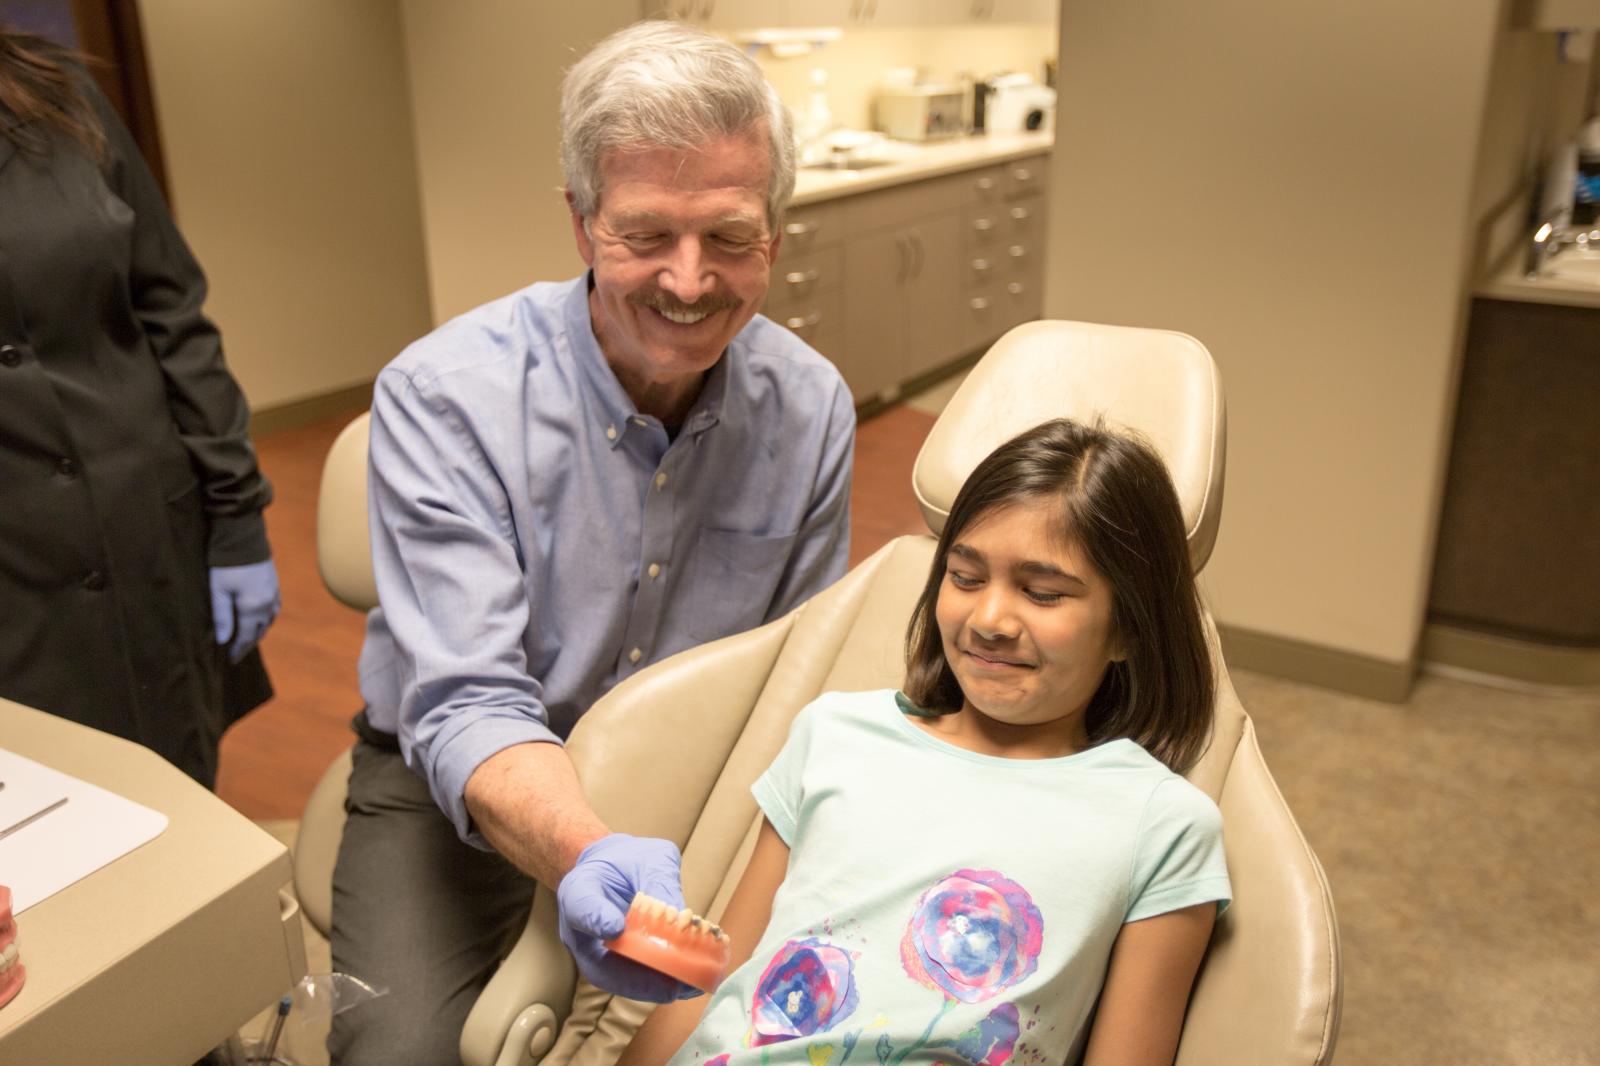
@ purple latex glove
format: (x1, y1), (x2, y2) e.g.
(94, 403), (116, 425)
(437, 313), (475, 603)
(209, 559), (282, 663)
(557, 833), (700, 1003)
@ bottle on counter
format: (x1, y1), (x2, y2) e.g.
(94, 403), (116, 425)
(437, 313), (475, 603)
(1575, 116), (1600, 228)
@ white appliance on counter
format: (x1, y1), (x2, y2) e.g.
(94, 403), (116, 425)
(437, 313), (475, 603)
(874, 84), (967, 141)
(986, 75), (1056, 134)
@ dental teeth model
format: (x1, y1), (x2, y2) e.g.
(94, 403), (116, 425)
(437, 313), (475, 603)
(604, 893), (732, 994)
(0, 886), (23, 1008)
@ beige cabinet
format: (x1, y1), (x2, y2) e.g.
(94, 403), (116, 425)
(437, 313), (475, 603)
(764, 153), (1049, 406)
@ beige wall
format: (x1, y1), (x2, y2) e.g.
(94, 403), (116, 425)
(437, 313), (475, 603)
(750, 23), (1056, 132)
(138, 0), (433, 411)
(1044, 1), (1512, 669)
(399, 1), (637, 326)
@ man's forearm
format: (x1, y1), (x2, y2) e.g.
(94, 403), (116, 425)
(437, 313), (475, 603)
(463, 741), (610, 887)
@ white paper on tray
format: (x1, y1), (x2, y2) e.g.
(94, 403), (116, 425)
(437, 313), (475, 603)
(0, 747), (168, 913)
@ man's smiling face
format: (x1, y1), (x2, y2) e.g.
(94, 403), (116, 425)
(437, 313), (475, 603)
(572, 132), (780, 414)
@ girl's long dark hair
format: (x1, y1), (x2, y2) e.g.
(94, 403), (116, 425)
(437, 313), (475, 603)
(904, 418), (1215, 773)
(0, 28), (105, 161)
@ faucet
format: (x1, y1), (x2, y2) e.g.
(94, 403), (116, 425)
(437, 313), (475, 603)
(1526, 217), (1600, 278)
(1526, 219), (1560, 278)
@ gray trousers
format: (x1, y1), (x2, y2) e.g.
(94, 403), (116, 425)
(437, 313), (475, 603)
(328, 735), (536, 1066)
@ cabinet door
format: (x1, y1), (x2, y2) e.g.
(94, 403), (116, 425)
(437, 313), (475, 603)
(841, 228), (909, 402)
(903, 212), (965, 378)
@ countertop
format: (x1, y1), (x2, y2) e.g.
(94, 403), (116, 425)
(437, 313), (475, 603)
(791, 130), (1054, 206)
(1475, 251), (1600, 311)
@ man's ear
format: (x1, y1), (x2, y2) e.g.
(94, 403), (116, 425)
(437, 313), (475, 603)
(567, 191), (596, 267)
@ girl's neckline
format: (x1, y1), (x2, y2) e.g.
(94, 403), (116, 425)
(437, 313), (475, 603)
(890, 690), (1135, 767)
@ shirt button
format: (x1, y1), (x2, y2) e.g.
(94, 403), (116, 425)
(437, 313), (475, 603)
(647, 563), (661, 579)
(57, 457), (79, 478)
(654, 473), (667, 490)
(0, 345), (20, 367)
(628, 647), (642, 663)
(606, 424), (617, 441)
(83, 570), (106, 591)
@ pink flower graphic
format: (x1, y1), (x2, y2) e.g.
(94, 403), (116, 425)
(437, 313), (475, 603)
(900, 870), (1043, 1003)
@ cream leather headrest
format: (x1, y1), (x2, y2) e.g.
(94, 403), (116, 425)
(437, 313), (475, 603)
(912, 320), (1226, 572)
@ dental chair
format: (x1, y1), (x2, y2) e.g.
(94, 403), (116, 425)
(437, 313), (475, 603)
(297, 321), (1342, 1066)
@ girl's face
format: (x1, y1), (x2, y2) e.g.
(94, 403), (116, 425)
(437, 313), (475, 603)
(934, 501), (1124, 757)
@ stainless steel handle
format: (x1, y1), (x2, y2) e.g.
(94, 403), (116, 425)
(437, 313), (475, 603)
(1009, 206), (1031, 222)
(1007, 282), (1025, 295)
(972, 217), (996, 233)
(1011, 166), (1033, 183)
(784, 310), (823, 336)
(971, 257), (993, 274)
(969, 297), (991, 311)
(976, 176), (998, 192)
(1007, 244), (1026, 259)
(784, 220), (821, 239)
(785, 269), (820, 290)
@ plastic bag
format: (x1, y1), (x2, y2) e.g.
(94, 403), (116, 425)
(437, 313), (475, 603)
(235, 972), (388, 1065)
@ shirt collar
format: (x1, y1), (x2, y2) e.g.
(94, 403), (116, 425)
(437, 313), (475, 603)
(563, 271), (730, 450)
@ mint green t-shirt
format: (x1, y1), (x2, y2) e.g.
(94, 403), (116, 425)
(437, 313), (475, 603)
(668, 689), (1231, 1066)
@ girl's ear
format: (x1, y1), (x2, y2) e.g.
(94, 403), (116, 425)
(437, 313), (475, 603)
(1108, 626), (1130, 664)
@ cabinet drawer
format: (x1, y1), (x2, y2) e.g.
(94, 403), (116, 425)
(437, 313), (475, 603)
(961, 276), (1042, 353)
(1003, 195), (1045, 234)
(765, 284), (843, 347)
(968, 165), (1006, 204)
(764, 245), (843, 316)
(1003, 155), (1049, 200)
(778, 201), (846, 257)
(963, 203), (1005, 257)
(843, 171), (971, 232)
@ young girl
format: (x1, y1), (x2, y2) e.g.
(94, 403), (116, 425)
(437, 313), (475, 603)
(621, 418), (1230, 1066)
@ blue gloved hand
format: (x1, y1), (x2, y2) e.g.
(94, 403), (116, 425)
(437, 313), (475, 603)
(557, 833), (700, 1003)
(209, 559), (282, 664)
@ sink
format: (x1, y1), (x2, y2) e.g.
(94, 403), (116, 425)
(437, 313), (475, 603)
(802, 156), (894, 172)
(1545, 249), (1600, 285)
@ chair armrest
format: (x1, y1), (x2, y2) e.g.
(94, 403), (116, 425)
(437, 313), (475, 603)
(292, 745), (353, 940)
(1176, 719), (1342, 1066)
(461, 887), (575, 1066)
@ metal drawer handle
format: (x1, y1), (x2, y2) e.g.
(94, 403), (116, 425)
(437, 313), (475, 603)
(784, 220), (822, 238)
(1008, 245), (1026, 259)
(972, 258), (992, 273)
(975, 176), (997, 191)
(785, 310), (823, 334)
(969, 297), (991, 311)
(1012, 167), (1033, 182)
(1007, 282), (1025, 295)
(1009, 206), (1031, 222)
(785, 269), (820, 287)
(973, 217), (995, 232)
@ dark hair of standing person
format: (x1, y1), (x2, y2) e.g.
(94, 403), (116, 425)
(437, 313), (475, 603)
(0, 27), (105, 161)
(903, 417), (1216, 773)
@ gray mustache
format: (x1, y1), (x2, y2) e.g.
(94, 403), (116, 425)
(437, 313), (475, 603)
(629, 291), (739, 316)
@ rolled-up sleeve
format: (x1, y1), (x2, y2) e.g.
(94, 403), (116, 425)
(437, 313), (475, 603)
(367, 366), (560, 844)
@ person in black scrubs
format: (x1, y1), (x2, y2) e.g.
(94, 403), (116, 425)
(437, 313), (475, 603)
(0, 28), (279, 788)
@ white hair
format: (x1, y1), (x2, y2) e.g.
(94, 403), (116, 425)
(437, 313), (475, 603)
(560, 20), (796, 229)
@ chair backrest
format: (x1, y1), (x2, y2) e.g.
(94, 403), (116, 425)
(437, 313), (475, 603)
(294, 409), (374, 939)
(316, 411), (377, 612)
(461, 323), (1340, 1066)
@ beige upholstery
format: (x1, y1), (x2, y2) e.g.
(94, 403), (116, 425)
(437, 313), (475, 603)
(460, 322), (1341, 1066)
(293, 411), (374, 939)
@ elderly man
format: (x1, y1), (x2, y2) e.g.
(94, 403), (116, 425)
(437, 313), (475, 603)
(327, 20), (855, 1066)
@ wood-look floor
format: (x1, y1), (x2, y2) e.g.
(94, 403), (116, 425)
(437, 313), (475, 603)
(215, 403), (937, 819)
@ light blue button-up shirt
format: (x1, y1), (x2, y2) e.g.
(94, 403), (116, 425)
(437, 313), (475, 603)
(358, 275), (855, 843)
